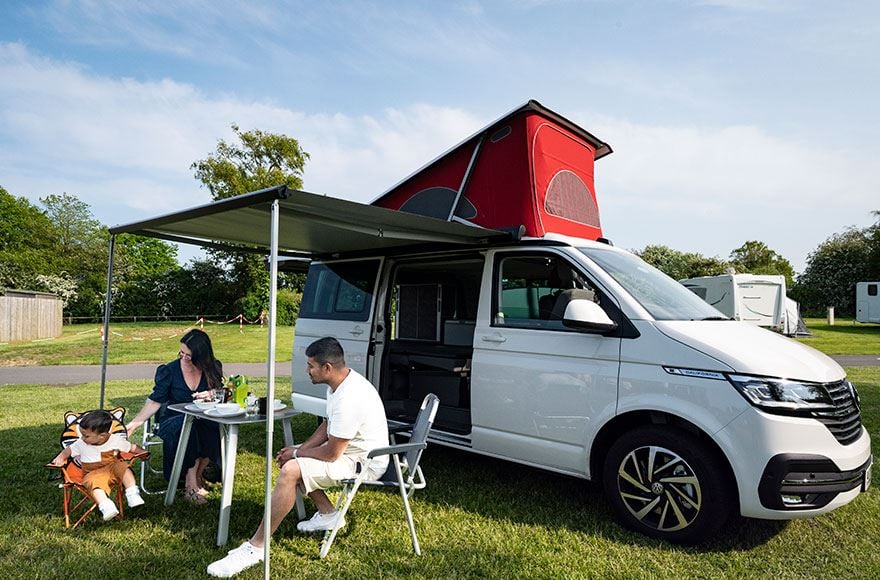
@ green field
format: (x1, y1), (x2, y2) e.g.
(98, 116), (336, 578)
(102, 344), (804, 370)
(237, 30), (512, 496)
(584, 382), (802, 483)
(796, 318), (880, 355)
(1, 371), (878, 579)
(0, 322), (294, 366)
(2, 321), (880, 578)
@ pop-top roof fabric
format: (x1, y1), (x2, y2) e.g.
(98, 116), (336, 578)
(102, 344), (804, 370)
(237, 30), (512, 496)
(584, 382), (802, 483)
(371, 101), (610, 241)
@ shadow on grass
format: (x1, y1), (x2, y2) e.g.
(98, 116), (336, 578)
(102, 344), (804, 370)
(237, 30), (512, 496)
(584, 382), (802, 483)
(417, 445), (789, 552)
(14, 404), (786, 557)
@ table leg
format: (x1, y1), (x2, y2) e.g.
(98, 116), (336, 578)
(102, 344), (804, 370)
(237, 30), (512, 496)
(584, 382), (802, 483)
(217, 424), (239, 546)
(282, 417), (306, 520)
(164, 414), (194, 506)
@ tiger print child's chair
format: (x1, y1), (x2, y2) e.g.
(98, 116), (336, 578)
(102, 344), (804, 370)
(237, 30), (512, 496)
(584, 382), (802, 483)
(46, 407), (149, 529)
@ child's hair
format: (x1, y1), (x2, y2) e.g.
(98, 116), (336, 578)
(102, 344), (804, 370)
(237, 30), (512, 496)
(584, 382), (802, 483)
(79, 409), (113, 434)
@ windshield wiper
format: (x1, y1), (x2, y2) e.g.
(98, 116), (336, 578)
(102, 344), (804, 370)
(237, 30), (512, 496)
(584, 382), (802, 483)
(698, 316), (730, 321)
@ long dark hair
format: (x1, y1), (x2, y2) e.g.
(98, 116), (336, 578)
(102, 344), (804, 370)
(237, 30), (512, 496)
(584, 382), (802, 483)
(181, 329), (222, 390)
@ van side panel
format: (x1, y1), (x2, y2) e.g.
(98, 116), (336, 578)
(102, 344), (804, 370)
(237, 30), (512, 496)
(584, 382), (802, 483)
(470, 248), (621, 475)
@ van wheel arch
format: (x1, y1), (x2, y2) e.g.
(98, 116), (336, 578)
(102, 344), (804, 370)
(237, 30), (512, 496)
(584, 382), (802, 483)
(589, 411), (739, 511)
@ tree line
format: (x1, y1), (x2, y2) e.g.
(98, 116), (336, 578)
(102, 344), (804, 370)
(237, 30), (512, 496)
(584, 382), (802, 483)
(2, 123), (878, 321)
(636, 214), (880, 317)
(0, 125), (308, 324)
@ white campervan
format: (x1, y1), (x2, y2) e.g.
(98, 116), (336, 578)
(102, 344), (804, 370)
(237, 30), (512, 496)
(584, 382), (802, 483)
(291, 234), (872, 544)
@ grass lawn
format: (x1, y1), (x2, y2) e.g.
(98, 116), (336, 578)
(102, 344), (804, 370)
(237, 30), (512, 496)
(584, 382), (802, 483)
(797, 317), (880, 355)
(1, 370), (879, 579)
(0, 322), (295, 366)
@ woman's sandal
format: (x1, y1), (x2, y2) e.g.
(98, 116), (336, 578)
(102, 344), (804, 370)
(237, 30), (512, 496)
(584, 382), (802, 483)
(184, 487), (208, 505)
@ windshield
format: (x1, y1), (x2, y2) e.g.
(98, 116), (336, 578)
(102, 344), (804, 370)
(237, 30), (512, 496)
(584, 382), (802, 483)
(578, 247), (727, 321)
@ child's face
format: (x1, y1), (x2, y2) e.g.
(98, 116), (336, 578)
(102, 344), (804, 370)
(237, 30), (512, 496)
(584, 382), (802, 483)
(79, 427), (111, 446)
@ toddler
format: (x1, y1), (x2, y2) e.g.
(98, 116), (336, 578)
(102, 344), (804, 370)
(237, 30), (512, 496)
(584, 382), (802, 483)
(52, 409), (146, 521)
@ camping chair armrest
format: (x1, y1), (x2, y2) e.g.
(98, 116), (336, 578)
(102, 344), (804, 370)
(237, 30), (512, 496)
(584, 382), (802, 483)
(367, 442), (426, 459)
(120, 451), (150, 461)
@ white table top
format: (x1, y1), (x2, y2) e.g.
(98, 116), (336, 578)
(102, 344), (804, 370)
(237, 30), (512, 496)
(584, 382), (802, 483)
(167, 402), (301, 425)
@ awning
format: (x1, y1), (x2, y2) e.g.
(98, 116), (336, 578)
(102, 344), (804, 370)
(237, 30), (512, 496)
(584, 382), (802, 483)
(110, 185), (511, 257)
(103, 183), (512, 577)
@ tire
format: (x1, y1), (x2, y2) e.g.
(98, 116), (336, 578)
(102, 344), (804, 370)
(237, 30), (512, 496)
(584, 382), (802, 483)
(602, 425), (734, 544)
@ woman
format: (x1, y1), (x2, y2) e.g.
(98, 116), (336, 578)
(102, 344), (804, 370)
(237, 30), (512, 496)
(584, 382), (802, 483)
(127, 328), (223, 504)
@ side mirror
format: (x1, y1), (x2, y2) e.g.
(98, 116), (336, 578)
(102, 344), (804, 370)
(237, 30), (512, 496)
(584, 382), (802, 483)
(562, 299), (618, 333)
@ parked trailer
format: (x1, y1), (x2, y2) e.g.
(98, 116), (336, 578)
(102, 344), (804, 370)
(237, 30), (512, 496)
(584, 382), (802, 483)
(679, 274), (808, 336)
(856, 282), (880, 323)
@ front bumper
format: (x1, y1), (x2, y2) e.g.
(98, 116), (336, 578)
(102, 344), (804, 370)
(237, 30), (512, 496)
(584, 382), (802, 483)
(715, 407), (872, 519)
(758, 454), (872, 510)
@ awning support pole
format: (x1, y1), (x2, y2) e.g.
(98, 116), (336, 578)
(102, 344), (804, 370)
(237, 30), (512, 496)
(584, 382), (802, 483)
(99, 234), (116, 409)
(262, 199), (280, 578)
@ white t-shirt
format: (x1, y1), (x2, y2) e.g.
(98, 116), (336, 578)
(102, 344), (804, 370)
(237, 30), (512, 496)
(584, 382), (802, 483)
(326, 369), (389, 474)
(69, 433), (133, 467)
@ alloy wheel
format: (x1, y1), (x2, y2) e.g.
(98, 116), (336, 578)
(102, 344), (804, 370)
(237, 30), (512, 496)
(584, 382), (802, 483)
(616, 445), (702, 532)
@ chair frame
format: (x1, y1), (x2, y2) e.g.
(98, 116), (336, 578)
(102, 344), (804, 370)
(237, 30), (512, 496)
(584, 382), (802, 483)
(319, 393), (439, 558)
(139, 412), (166, 495)
(46, 408), (148, 529)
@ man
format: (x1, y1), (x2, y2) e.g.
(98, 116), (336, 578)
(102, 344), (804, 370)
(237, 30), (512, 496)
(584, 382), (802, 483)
(207, 337), (389, 577)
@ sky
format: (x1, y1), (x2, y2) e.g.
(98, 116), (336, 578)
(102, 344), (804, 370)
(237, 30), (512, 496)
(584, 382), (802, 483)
(1, 0), (878, 272)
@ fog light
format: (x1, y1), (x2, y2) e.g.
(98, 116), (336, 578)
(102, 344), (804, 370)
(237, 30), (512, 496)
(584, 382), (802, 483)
(781, 494), (804, 505)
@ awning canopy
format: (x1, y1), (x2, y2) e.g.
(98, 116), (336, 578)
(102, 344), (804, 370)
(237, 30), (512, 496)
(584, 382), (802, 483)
(110, 185), (511, 258)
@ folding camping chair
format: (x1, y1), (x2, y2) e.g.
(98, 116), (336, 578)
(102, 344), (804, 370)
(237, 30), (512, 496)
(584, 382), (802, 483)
(46, 407), (149, 529)
(319, 393), (440, 558)
(139, 400), (167, 495)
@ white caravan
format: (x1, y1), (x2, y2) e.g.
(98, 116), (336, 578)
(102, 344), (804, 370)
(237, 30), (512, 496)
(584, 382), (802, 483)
(679, 274), (805, 335)
(856, 282), (880, 323)
(292, 235), (872, 545)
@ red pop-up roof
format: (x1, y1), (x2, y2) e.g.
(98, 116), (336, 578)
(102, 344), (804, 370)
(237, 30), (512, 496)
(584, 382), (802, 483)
(370, 100), (612, 240)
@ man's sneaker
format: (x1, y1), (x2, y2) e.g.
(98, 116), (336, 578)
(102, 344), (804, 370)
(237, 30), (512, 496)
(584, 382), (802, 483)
(98, 499), (119, 521)
(126, 489), (145, 508)
(296, 510), (345, 533)
(206, 542), (263, 578)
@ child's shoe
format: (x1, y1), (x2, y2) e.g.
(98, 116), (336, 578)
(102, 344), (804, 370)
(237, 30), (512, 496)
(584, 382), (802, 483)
(98, 499), (119, 521)
(126, 487), (145, 508)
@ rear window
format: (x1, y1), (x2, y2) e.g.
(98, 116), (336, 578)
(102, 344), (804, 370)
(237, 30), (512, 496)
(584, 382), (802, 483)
(299, 260), (380, 321)
(870, 284), (878, 297)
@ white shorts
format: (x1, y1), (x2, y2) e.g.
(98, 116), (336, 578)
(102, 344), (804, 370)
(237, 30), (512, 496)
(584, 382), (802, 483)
(296, 454), (387, 494)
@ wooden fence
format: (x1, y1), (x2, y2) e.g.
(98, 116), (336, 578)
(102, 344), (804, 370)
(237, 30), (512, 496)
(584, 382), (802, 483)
(0, 290), (63, 342)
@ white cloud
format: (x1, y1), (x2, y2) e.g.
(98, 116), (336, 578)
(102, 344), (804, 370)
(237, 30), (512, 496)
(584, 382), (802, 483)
(1, 42), (876, 272)
(573, 112), (879, 269)
(0, 42), (483, 216)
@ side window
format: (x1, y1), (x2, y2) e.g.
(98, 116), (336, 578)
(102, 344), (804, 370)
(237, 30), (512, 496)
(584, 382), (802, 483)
(495, 254), (597, 330)
(299, 260), (380, 322)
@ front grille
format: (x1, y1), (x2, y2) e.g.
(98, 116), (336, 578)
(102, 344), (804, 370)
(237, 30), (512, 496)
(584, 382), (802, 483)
(810, 380), (863, 445)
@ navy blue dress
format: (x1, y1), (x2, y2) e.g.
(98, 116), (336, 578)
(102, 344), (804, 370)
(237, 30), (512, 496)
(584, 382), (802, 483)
(149, 358), (223, 481)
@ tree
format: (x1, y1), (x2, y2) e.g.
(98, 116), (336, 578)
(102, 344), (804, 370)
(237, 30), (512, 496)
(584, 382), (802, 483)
(793, 228), (873, 316)
(729, 240), (795, 287)
(868, 210), (880, 281)
(39, 193), (108, 317)
(115, 234), (179, 280)
(636, 245), (728, 281)
(191, 125), (309, 319)
(0, 186), (57, 288)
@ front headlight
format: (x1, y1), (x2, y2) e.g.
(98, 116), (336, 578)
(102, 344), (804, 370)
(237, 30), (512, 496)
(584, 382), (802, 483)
(727, 373), (836, 415)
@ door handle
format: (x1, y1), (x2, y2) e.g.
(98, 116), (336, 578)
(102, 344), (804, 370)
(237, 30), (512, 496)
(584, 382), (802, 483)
(481, 333), (507, 344)
(350, 326), (364, 336)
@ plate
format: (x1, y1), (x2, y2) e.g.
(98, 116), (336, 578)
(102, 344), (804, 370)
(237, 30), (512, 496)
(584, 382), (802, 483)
(205, 407), (244, 418)
(184, 403), (203, 412)
(274, 402), (287, 411)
